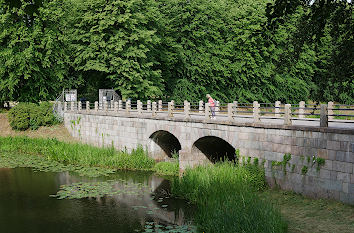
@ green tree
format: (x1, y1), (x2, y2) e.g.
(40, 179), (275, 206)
(0, 0), (77, 103)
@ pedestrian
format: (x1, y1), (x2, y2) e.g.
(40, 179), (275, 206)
(206, 94), (216, 119)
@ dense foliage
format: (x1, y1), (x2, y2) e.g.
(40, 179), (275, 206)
(0, 0), (352, 104)
(8, 102), (59, 130)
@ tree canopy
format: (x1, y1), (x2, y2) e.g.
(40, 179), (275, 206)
(0, 0), (352, 104)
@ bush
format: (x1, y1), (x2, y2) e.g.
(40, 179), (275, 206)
(8, 102), (58, 131)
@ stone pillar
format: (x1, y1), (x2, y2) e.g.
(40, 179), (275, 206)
(205, 103), (211, 120)
(152, 101), (157, 117)
(199, 100), (204, 114)
(284, 104), (292, 125)
(320, 104), (328, 127)
(71, 102), (75, 111)
(299, 101), (305, 119)
(233, 101), (238, 116)
(158, 100), (162, 112)
(114, 101), (118, 112)
(228, 103), (234, 121)
(137, 100), (142, 115)
(253, 101), (260, 123)
(184, 100), (190, 119)
(86, 101), (90, 112)
(126, 100), (131, 114)
(328, 101), (334, 121)
(64, 102), (67, 112)
(104, 100), (108, 112)
(94, 101), (98, 111)
(215, 101), (220, 114)
(168, 102), (174, 118)
(118, 100), (123, 111)
(275, 101), (281, 117)
(147, 100), (151, 112)
(78, 101), (82, 111)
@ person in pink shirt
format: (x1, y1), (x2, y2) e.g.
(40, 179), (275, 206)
(206, 94), (216, 119)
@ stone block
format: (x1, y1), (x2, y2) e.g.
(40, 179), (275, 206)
(344, 151), (354, 163)
(342, 182), (349, 193)
(336, 151), (345, 162)
(320, 179), (342, 191)
(327, 140), (341, 151)
(319, 169), (331, 179)
(317, 149), (328, 159)
(332, 161), (352, 173)
(330, 171), (338, 181)
(327, 150), (336, 160)
(295, 131), (304, 137)
(337, 172), (350, 183)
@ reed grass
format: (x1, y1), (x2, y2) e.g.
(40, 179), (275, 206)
(172, 162), (288, 233)
(0, 136), (176, 174)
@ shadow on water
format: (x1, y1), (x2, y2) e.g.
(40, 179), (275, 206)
(0, 168), (195, 233)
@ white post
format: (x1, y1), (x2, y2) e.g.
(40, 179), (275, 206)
(71, 102), (75, 111)
(215, 101), (220, 115)
(233, 101), (238, 117)
(147, 100), (151, 112)
(284, 104), (292, 125)
(118, 100), (123, 111)
(152, 101), (157, 117)
(199, 100), (204, 114)
(137, 100), (142, 115)
(64, 102), (67, 112)
(78, 101), (82, 111)
(95, 101), (98, 111)
(86, 101), (90, 112)
(275, 101), (281, 117)
(253, 101), (260, 123)
(228, 103), (234, 121)
(299, 101), (305, 119)
(328, 101), (334, 121)
(126, 100), (131, 114)
(158, 100), (162, 112)
(205, 103), (211, 120)
(184, 100), (190, 119)
(104, 100), (108, 112)
(168, 102), (173, 118)
(114, 101), (118, 112)
(320, 104), (328, 127)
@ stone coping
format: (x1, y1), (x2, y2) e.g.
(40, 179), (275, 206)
(65, 110), (354, 135)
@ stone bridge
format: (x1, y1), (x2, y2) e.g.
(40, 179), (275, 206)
(63, 100), (354, 204)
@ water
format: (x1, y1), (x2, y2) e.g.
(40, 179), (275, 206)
(0, 168), (194, 233)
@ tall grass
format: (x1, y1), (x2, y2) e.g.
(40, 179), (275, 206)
(172, 162), (288, 233)
(0, 136), (156, 171)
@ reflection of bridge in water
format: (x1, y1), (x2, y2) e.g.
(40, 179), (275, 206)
(56, 171), (191, 227)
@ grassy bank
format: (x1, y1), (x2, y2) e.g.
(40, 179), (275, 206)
(0, 136), (178, 176)
(172, 163), (288, 233)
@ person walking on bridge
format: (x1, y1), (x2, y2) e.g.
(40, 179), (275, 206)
(206, 94), (216, 119)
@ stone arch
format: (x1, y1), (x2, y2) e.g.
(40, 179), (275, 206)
(148, 130), (182, 161)
(192, 136), (237, 163)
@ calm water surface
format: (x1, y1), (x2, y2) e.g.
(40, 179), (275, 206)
(0, 168), (194, 233)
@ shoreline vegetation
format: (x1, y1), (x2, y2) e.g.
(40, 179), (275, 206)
(1, 136), (354, 232)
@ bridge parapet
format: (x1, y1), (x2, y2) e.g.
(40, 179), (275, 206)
(63, 100), (354, 130)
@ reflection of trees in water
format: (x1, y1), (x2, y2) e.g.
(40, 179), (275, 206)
(56, 171), (192, 226)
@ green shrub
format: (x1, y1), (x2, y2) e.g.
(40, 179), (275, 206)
(8, 102), (58, 131)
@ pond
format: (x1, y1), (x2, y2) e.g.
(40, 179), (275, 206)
(0, 168), (195, 233)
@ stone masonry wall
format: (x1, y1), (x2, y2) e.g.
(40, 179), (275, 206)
(64, 112), (354, 204)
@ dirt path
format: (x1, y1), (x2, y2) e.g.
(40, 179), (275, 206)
(0, 113), (77, 143)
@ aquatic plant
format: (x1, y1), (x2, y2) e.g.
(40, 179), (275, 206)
(171, 162), (287, 233)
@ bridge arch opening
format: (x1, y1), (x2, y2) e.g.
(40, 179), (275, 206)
(192, 136), (236, 163)
(148, 130), (181, 160)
